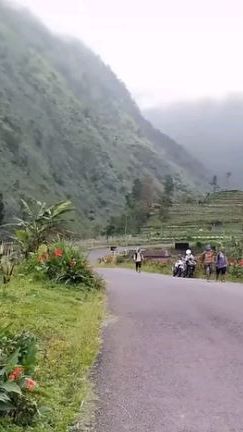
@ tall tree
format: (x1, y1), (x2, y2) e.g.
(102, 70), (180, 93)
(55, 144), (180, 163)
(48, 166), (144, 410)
(158, 193), (171, 222)
(164, 175), (174, 200)
(226, 172), (232, 188)
(132, 178), (143, 202)
(210, 175), (219, 193)
(141, 176), (154, 211)
(158, 176), (175, 222)
(0, 193), (4, 225)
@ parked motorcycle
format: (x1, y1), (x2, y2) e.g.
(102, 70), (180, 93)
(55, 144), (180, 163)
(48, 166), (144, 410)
(173, 250), (197, 278)
(173, 258), (185, 277)
(184, 262), (196, 278)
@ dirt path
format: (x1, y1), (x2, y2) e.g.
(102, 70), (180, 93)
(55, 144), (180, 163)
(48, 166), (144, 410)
(95, 268), (243, 432)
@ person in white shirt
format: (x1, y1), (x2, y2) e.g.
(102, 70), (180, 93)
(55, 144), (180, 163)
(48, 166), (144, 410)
(133, 248), (144, 273)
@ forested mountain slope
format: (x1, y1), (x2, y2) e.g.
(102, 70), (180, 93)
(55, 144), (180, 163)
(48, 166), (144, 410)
(0, 1), (206, 234)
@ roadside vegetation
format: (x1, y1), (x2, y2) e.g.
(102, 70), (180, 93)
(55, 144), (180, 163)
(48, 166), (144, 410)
(99, 238), (243, 283)
(98, 189), (243, 285)
(0, 199), (104, 431)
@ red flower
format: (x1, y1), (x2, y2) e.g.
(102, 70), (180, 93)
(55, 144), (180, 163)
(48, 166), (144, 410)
(9, 367), (24, 381)
(54, 248), (64, 257)
(24, 378), (37, 392)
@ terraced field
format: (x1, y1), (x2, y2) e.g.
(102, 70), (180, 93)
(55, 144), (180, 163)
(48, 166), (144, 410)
(142, 190), (243, 244)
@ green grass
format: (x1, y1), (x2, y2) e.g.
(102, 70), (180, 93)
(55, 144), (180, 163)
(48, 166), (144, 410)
(0, 276), (104, 432)
(99, 260), (172, 275)
(100, 261), (243, 283)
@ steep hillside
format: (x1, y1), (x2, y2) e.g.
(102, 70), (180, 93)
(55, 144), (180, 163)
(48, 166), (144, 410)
(144, 96), (243, 189)
(0, 1), (206, 234)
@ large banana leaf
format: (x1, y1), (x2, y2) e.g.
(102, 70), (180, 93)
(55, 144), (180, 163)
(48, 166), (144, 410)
(0, 349), (20, 376)
(0, 382), (22, 395)
(9, 199), (75, 254)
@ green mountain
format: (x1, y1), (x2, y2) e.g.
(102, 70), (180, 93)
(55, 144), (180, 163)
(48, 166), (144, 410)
(0, 1), (206, 234)
(144, 96), (243, 190)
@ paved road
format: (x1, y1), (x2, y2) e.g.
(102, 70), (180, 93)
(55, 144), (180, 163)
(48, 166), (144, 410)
(95, 269), (243, 432)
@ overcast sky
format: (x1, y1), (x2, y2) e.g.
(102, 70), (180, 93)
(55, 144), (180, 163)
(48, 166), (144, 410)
(16, 0), (243, 107)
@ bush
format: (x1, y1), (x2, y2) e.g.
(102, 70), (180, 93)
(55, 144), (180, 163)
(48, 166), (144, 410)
(25, 242), (101, 289)
(195, 240), (203, 249)
(116, 255), (128, 264)
(143, 260), (171, 275)
(0, 328), (39, 426)
(100, 254), (115, 264)
(229, 264), (243, 279)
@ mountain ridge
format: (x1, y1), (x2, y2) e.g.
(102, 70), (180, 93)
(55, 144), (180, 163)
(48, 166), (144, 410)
(0, 1), (206, 234)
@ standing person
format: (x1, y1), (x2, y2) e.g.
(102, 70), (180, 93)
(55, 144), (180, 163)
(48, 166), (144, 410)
(216, 249), (228, 282)
(133, 248), (143, 273)
(184, 249), (196, 278)
(201, 245), (215, 280)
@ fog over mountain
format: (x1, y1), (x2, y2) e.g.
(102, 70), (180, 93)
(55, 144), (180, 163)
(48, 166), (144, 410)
(144, 95), (243, 189)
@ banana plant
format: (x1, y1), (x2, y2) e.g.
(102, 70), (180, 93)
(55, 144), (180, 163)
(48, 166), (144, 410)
(12, 200), (74, 256)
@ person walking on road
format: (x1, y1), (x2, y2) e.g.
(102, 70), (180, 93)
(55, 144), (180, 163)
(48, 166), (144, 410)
(201, 245), (215, 280)
(133, 248), (144, 273)
(216, 249), (228, 282)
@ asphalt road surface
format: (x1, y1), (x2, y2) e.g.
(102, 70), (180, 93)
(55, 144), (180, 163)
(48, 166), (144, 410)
(95, 268), (243, 432)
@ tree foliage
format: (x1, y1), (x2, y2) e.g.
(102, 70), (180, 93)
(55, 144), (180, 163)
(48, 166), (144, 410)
(158, 175), (174, 221)
(105, 177), (154, 236)
(164, 175), (174, 197)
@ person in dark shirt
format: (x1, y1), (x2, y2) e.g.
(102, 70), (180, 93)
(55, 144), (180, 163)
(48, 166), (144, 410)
(216, 249), (228, 282)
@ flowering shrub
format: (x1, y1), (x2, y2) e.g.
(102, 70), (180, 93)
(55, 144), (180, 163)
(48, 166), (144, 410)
(24, 378), (37, 392)
(27, 242), (101, 289)
(9, 367), (24, 381)
(0, 329), (39, 425)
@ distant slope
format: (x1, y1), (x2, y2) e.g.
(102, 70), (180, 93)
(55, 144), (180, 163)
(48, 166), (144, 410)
(0, 1), (206, 233)
(142, 190), (243, 244)
(144, 96), (243, 189)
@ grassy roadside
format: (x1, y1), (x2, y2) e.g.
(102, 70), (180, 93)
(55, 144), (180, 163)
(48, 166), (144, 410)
(98, 261), (171, 275)
(0, 276), (104, 432)
(99, 261), (243, 283)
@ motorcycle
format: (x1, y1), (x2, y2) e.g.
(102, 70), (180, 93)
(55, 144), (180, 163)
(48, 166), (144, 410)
(184, 258), (196, 278)
(173, 259), (185, 277)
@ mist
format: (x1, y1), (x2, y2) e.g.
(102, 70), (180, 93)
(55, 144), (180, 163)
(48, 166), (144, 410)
(144, 94), (243, 188)
(14, 0), (243, 107)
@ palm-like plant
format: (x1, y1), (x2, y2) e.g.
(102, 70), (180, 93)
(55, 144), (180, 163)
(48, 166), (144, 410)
(13, 200), (74, 256)
(0, 255), (16, 284)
